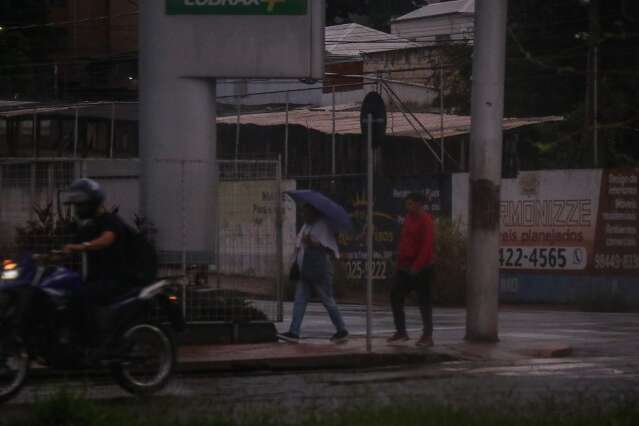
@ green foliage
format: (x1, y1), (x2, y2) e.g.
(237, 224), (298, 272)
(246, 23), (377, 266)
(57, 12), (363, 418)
(3, 393), (639, 426)
(326, 0), (420, 30)
(14, 202), (75, 253)
(433, 218), (466, 306)
(506, 0), (639, 168)
(3, 389), (232, 426)
(0, 0), (62, 99)
(437, 44), (473, 115)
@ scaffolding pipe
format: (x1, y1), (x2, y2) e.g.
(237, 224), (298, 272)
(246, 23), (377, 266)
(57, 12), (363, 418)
(440, 61), (445, 173)
(331, 85), (336, 176)
(32, 112), (37, 157)
(110, 103), (116, 158)
(235, 97), (241, 160)
(284, 91), (289, 177)
(73, 108), (79, 158)
(366, 113), (374, 354)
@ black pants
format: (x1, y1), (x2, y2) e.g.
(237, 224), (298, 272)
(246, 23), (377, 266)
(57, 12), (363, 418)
(75, 279), (125, 344)
(390, 268), (433, 337)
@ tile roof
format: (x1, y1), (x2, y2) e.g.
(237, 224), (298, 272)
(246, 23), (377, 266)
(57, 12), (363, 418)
(393, 0), (475, 23)
(325, 23), (419, 57)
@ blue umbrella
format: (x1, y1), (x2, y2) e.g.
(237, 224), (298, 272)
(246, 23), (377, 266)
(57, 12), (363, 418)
(285, 190), (353, 233)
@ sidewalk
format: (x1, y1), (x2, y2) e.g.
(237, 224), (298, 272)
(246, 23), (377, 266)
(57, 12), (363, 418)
(177, 335), (573, 373)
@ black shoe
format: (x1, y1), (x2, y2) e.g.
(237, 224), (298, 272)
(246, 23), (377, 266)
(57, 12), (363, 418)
(277, 332), (300, 343)
(330, 330), (349, 343)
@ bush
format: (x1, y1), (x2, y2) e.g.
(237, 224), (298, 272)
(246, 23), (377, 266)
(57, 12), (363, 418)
(14, 202), (75, 253)
(432, 218), (467, 306)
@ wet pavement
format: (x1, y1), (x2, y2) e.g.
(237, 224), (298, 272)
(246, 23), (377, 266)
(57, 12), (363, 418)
(6, 304), (639, 415)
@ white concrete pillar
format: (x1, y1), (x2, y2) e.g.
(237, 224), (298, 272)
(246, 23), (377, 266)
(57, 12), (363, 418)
(139, 0), (216, 265)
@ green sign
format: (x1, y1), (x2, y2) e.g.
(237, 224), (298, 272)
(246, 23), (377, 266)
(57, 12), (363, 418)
(166, 0), (307, 15)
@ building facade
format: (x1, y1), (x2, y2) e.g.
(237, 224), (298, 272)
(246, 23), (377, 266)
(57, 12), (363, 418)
(391, 0), (474, 44)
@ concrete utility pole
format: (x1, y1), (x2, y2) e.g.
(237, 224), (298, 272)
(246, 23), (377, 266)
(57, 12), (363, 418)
(589, 0), (601, 168)
(366, 114), (374, 353)
(466, 0), (508, 342)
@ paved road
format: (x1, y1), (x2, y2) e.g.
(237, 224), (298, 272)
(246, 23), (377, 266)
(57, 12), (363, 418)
(7, 304), (639, 419)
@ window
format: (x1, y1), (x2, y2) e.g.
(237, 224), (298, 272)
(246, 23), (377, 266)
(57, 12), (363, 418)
(39, 120), (51, 137)
(19, 120), (33, 137)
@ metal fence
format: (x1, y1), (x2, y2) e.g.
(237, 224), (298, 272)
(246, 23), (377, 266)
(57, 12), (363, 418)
(0, 157), (286, 323)
(0, 159), (77, 258)
(189, 159), (286, 323)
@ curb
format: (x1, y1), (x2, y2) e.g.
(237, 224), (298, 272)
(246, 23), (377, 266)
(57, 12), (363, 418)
(517, 344), (573, 359)
(177, 351), (455, 374)
(175, 322), (278, 346)
(26, 351), (454, 380)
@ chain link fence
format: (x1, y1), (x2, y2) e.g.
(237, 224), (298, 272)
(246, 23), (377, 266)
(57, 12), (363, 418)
(0, 159), (77, 260)
(0, 157), (288, 324)
(177, 159), (288, 323)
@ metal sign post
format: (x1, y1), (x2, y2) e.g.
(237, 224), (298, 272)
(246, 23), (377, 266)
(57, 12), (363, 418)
(360, 91), (386, 354)
(366, 113), (374, 353)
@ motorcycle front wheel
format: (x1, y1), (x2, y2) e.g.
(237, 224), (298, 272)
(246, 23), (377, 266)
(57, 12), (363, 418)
(110, 323), (175, 396)
(0, 337), (30, 404)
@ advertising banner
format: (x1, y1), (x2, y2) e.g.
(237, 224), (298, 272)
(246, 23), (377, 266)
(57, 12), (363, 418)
(166, 0), (308, 15)
(498, 169), (639, 275)
(337, 175), (451, 285)
(592, 169), (639, 274)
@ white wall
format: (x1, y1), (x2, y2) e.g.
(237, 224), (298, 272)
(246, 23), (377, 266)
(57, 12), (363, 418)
(217, 79), (324, 106)
(391, 14), (474, 43)
(217, 179), (297, 277)
(217, 79), (370, 108)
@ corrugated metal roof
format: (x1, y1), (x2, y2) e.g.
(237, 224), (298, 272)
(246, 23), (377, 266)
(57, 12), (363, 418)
(0, 102), (138, 121)
(1, 101), (562, 141)
(217, 106), (562, 140)
(0, 100), (37, 112)
(393, 0), (474, 23)
(325, 23), (419, 58)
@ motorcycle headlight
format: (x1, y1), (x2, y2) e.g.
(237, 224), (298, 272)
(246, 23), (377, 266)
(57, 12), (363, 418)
(1, 260), (19, 280)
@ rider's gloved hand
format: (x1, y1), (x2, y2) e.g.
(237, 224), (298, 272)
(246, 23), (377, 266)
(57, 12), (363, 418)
(63, 244), (84, 254)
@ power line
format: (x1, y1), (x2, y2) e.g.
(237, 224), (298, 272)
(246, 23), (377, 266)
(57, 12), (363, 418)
(1, 11), (138, 32)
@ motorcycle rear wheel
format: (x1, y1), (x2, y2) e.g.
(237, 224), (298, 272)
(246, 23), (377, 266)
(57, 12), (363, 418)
(110, 323), (175, 396)
(0, 338), (30, 404)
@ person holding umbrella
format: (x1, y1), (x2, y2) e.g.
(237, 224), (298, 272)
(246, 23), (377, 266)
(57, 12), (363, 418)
(278, 191), (351, 344)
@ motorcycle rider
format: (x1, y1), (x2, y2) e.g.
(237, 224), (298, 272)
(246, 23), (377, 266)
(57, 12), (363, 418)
(62, 178), (132, 344)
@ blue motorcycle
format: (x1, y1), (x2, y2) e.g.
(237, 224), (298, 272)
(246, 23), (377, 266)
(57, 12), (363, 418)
(0, 252), (184, 403)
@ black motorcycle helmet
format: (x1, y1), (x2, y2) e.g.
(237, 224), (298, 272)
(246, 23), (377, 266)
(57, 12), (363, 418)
(63, 178), (106, 220)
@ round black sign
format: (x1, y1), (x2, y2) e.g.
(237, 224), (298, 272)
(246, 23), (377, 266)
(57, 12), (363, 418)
(360, 91), (387, 149)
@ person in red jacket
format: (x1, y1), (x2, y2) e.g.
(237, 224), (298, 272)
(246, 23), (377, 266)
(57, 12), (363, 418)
(388, 192), (435, 347)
